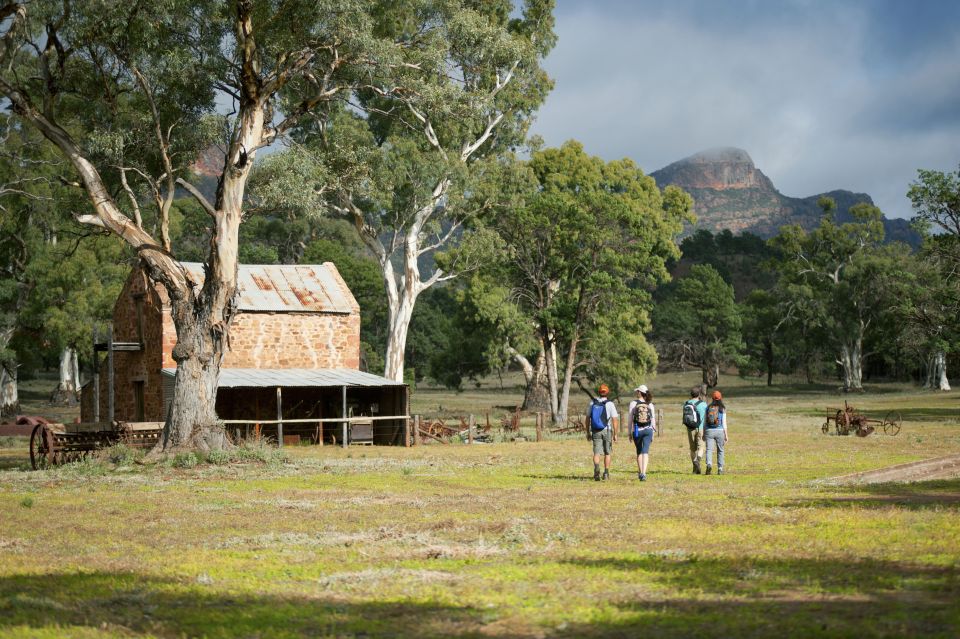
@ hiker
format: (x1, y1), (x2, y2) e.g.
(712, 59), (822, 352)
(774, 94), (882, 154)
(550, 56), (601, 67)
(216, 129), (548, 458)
(682, 386), (707, 474)
(703, 390), (729, 475)
(587, 383), (618, 481)
(627, 384), (657, 481)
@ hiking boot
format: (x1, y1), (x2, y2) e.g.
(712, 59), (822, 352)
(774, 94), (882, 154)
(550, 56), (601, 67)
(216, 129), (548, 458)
(705, 466), (712, 475)
(602, 470), (610, 481)
(693, 460), (701, 475)
(594, 468), (601, 481)
(717, 467), (724, 475)
(638, 471), (643, 481)
(639, 473), (646, 481)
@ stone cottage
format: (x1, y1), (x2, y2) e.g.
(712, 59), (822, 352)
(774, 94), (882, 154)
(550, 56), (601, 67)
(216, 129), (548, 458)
(80, 262), (407, 445)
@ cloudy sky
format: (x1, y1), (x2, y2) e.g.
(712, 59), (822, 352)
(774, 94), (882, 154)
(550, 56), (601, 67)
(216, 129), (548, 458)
(529, 0), (960, 219)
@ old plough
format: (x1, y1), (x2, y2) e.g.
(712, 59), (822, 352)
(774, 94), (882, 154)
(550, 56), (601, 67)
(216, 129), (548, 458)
(29, 421), (163, 469)
(821, 402), (902, 437)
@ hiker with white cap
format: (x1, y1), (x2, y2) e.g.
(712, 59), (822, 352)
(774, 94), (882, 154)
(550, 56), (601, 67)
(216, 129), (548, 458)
(627, 384), (658, 481)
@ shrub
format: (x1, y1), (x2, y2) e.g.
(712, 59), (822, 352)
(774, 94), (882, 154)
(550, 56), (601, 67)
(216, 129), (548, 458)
(206, 449), (231, 465)
(19, 496), (33, 508)
(233, 440), (288, 465)
(171, 452), (200, 469)
(101, 443), (143, 466)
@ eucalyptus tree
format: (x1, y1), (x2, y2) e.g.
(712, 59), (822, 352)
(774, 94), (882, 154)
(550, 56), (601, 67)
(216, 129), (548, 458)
(770, 199), (893, 391)
(492, 141), (692, 424)
(907, 166), (960, 389)
(0, 0), (456, 451)
(0, 114), (78, 414)
(255, 1), (556, 382)
(652, 264), (742, 388)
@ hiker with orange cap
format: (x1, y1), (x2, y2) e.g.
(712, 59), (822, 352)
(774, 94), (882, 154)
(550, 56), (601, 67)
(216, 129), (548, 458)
(587, 383), (619, 481)
(703, 390), (729, 475)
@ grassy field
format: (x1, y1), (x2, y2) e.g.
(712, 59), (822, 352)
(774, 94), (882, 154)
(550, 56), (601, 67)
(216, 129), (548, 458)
(1, 372), (959, 637)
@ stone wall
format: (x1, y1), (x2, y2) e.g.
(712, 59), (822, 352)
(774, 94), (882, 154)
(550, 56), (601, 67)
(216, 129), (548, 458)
(222, 312), (360, 369)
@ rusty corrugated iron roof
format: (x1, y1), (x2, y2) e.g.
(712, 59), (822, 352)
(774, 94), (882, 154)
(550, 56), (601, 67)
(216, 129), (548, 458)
(161, 368), (405, 388)
(179, 263), (356, 314)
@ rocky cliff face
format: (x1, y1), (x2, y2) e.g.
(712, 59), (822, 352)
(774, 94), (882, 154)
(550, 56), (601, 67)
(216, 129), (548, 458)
(651, 147), (918, 244)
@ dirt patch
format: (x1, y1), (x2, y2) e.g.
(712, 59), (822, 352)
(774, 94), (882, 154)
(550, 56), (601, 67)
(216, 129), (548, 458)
(827, 454), (960, 484)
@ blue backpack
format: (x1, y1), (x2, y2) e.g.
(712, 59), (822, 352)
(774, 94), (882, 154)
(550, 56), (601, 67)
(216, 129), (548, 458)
(589, 399), (609, 432)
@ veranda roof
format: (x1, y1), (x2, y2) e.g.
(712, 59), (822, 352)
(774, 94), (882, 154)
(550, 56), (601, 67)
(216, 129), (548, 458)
(161, 368), (405, 389)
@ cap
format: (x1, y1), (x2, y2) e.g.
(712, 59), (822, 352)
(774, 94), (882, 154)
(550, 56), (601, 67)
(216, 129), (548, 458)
(598, 383), (609, 396)
(712, 390), (722, 400)
(634, 384), (648, 394)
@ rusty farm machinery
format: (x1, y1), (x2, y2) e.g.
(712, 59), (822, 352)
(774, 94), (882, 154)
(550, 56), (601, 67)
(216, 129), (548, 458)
(29, 421), (163, 469)
(821, 401), (902, 437)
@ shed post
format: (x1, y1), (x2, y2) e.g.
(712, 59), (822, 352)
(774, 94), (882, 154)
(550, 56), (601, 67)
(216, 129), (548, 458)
(468, 415), (474, 444)
(276, 387), (283, 448)
(342, 385), (348, 448)
(107, 325), (114, 423)
(92, 326), (100, 423)
(404, 415), (410, 448)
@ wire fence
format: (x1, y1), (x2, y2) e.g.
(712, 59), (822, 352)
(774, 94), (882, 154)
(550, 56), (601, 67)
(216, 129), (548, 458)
(218, 408), (665, 448)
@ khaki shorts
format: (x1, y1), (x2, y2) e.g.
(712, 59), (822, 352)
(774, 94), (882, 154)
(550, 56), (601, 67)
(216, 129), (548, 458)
(591, 428), (612, 455)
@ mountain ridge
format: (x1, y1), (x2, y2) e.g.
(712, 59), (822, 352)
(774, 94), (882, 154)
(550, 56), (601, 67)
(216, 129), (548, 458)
(651, 147), (918, 245)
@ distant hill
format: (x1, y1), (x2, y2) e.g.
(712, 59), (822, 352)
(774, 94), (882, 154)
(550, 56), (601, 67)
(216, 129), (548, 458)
(651, 147), (919, 245)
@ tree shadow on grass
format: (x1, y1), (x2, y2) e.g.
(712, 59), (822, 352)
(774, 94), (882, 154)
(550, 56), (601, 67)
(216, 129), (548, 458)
(1, 556), (957, 638)
(0, 572), (491, 639)
(702, 381), (911, 400)
(0, 448), (29, 471)
(556, 555), (959, 638)
(789, 478), (960, 511)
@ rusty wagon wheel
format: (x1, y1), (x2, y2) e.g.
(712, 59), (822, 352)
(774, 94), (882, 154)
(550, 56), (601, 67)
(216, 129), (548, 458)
(821, 420), (830, 434)
(29, 424), (52, 470)
(882, 411), (902, 436)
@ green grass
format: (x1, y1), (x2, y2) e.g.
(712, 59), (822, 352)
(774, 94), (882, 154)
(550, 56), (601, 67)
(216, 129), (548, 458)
(1, 372), (959, 637)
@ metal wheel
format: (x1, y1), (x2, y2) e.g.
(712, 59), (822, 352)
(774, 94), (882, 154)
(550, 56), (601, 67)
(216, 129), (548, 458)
(821, 420), (830, 434)
(29, 424), (51, 470)
(883, 411), (902, 436)
(835, 410), (846, 435)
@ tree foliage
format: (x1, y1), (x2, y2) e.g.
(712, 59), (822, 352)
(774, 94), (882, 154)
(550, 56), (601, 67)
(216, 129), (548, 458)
(490, 141), (692, 421)
(253, 1), (556, 381)
(652, 263), (742, 387)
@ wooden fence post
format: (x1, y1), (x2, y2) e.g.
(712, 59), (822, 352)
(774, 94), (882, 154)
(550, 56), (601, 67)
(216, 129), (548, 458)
(404, 417), (411, 448)
(414, 415), (421, 446)
(536, 412), (543, 442)
(276, 387), (283, 448)
(468, 414), (474, 444)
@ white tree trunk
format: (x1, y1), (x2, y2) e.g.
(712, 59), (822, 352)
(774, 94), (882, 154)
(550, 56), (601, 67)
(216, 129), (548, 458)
(384, 296), (416, 383)
(541, 331), (561, 424)
(925, 351), (951, 391)
(0, 365), (18, 417)
(58, 347), (80, 393)
(840, 339), (864, 391)
(51, 347), (81, 405)
(557, 330), (580, 427)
